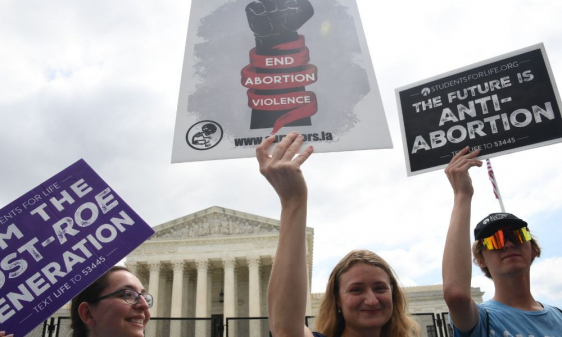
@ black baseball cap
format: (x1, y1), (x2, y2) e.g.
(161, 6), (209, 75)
(474, 213), (528, 240)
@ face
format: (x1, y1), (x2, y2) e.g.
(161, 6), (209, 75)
(83, 270), (151, 337)
(480, 237), (536, 279)
(337, 263), (393, 335)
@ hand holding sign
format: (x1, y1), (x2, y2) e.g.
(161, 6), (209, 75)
(444, 146), (482, 198)
(256, 132), (313, 203)
(246, 0), (314, 38)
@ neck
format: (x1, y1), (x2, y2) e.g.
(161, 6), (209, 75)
(341, 326), (381, 337)
(491, 271), (540, 310)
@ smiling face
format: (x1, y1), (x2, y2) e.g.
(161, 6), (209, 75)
(81, 270), (151, 337)
(337, 263), (393, 336)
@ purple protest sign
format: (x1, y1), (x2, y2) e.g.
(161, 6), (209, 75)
(0, 159), (154, 336)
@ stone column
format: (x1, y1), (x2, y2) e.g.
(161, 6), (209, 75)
(148, 262), (161, 317)
(306, 256), (312, 316)
(195, 259), (209, 317)
(171, 260), (186, 317)
(182, 270), (190, 317)
(195, 259), (210, 337)
(247, 256), (261, 316)
(157, 271), (169, 316)
(206, 266), (213, 317)
(169, 261), (185, 337)
(222, 258), (237, 322)
(247, 256), (262, 337)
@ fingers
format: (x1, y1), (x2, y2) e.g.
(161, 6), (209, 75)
(293, 144), (313, 166)
(281, 133), (304, 161)
(246, 1), (266, 15)
(260, 0), (277, 12)
(448, 147), (481, 168)
(256, 131), (312, 169)
(445, 147), (482, 197)
(256, 134), (276, 167)
(271, 132), (299, 161)
(450, 146), (479, 163)
(283, 134), (313, 164)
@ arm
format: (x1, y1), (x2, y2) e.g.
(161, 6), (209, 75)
(442, 147), (482, 332)
(256, 132), (314, 337)
(0, 331), (14, 337)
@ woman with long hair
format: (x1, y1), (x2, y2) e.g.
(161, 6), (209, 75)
(70, 265), (152, 337)
(258, 132), (420, 337)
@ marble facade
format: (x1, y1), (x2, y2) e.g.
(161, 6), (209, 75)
(124, 206), (315, 322)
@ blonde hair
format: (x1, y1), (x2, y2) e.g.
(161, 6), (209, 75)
(313, 250), (420, 337)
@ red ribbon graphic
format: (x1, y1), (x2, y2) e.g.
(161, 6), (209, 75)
(241, 35), (318, 134)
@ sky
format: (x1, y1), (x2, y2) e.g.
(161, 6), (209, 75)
(1, 0), (562, 311)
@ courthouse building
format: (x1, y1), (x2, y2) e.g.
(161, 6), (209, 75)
(124, 206), (484, 323)
(124, 206), (315, 322)
(37, 206), (483, 337)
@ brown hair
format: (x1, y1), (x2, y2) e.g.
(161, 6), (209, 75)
(313, 250), (420, 337)
(472, 233), (541, 279)
(70, 266), (130, 337)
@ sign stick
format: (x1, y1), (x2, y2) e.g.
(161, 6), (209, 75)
(486, 158), (506, 212)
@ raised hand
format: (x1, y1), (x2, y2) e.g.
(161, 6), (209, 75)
(246, 0), (314, 37)
(444, 147), (482, 198)
(256, 131), (313, 205)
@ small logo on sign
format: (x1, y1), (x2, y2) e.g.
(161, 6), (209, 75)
(186, 121), (223, 151)
(421, 87), (431, 96)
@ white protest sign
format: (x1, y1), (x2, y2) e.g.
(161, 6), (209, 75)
(171, 0), (392, 163)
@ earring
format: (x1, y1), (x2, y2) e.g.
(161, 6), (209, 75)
(337, 308), (341, 313)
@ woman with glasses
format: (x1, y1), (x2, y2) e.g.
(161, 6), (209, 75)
(257, 133), (420, 337)
(70, 265), (153, 337)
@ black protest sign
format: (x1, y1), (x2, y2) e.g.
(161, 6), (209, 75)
(396, 44), (562, 176)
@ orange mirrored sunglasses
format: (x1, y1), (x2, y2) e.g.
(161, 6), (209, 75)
(480, 227), (531, 250)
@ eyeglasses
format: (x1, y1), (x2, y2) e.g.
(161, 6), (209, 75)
(96, 289), (154, 308)
(480, 227), (531, 250)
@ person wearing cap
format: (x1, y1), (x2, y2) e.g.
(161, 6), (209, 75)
(442, 147), (562, 336)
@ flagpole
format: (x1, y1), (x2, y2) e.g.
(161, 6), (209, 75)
(486, 159), (506, 212)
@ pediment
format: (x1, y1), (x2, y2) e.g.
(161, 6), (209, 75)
(149, 206), (280, 240)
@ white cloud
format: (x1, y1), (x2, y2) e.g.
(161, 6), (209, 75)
(531, 257), (562, 307)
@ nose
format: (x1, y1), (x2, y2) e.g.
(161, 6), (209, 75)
(363, 289), (380, 306)
(135, 295), (150, 310)
(502, 238), (515, 249)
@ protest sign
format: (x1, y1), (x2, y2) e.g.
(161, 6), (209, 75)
(171, 0), (393, 163)
(0, 159), (154, 336)
(396, 43), (562, 176)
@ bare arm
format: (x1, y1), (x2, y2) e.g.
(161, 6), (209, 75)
(257, 132), (314, 337)
(442, 147), (482, 332)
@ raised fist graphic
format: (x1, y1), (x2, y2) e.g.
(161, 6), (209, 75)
(246, 0), (314, 41)
(243, 0), (317, 132)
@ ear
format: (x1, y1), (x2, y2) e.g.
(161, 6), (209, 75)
(78, 302), (97, 328)
(475, 255), (487, 269)
(531, 247), (539, 260)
